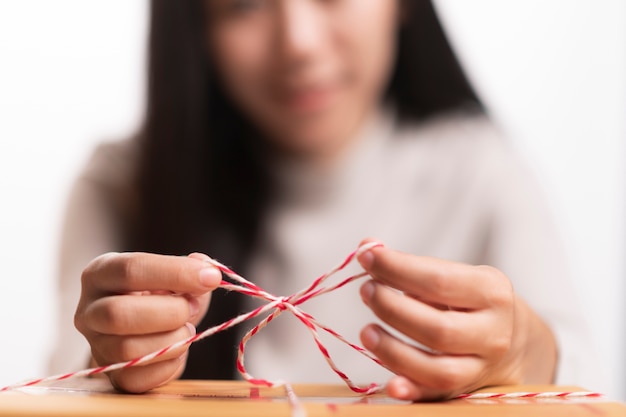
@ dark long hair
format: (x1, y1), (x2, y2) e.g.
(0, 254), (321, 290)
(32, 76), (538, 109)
(128, 0), (482, 379)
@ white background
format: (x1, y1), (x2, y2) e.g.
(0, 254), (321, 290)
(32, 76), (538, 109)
(0, 0), (624, 400)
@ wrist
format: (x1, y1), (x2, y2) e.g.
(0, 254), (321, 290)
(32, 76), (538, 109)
(515, 296), (558, 383)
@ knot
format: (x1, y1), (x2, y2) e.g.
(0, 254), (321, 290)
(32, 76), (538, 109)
(211, 241), (386, 393)
(276, 296), (292, 311)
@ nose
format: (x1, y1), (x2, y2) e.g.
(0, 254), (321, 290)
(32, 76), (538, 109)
(275, 0), (326, 64)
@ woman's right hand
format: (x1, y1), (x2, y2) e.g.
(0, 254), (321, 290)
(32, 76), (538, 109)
(74, 252), (221, 393)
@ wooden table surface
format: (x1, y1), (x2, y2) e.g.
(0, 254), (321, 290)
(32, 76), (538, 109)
(0, 379), (624, 417)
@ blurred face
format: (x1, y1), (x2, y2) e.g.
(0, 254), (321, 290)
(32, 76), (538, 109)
(206, 0), (399, 162)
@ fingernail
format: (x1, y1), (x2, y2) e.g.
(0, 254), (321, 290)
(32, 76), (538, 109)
(361, 325), (380, 349)
(357, 250), (374, 270)
(188, 297), (200, 318)
(360, 281), (375, 304)
(199, 267), (220, 288)
(185, 322), (196, 336)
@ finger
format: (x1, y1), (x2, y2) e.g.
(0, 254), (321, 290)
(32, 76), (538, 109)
(188, 292), (212, 327)
(358, 245), (510, 309)
(82, 294), (200, 335)
(90, 323), (196, 366)
(386, 375), (447, 402)
(360, 324), (483, 399)
(361, 281), (511, 355)
(82, 252), (221, 297)
(98, 323), (195, 393)
(109, 355), (188, 393)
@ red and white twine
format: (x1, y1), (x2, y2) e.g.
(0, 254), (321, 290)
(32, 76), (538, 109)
(0, 241), (603, 403)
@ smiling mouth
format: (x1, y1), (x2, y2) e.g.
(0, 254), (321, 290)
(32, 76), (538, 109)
(277, 83), (339, 115)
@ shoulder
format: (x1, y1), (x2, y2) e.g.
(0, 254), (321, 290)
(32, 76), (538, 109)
(393, 110), (532, 189)
(80, 136), (140, 190)
(71, 136), (140, 219)
(398, 110), (513, 166)
(387, 109), (549, 224)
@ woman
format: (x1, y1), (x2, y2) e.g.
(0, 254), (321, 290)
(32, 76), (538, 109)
(51, 0), (594, 401)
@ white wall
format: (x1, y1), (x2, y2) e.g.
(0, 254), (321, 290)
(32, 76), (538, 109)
(0, 0), (624, 400)
(435, 0), (626, 400)
(0, 0), (147, 386)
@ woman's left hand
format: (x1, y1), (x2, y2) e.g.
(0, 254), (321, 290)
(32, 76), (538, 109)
(357, 241), (557, 401)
